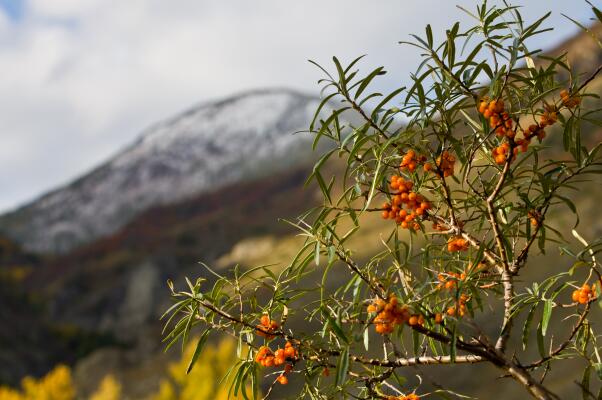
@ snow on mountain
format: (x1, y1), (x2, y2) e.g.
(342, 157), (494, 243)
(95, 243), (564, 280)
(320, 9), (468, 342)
(0, 88), (322, 253)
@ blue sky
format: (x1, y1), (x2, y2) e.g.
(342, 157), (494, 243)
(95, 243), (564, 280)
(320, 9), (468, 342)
(0, 0), (23, 20)
(0, 1), (596, 212)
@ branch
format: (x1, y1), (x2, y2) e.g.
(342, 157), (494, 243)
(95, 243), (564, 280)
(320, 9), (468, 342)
(352, 354), (485, 367)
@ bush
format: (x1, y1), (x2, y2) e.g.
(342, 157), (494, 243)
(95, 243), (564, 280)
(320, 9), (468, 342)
(0, 365), (75, 400)
(163, 2), (602, 399)
(151, 338), (252, 400)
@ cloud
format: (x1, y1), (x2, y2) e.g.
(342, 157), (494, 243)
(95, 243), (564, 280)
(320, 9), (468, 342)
(0, 0), (594, 211)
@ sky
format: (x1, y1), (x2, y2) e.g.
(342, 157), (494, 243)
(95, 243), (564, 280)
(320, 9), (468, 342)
(0, 0), (596, 212)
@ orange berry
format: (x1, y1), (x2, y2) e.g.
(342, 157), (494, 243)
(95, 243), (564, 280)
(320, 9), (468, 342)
(285, 346), (296, 358)
(478, 101), (487, 114)
(572, 290), (580, 302)
(277, 375), (288, 385)
(495, 100), (504, 113)
(260, 315), (270, 326)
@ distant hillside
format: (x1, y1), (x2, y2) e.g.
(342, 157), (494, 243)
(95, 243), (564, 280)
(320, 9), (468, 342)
(549, 21), (602, 74)
(27, 165), (317, 338)
(0, 236), (116, 387)
(0, 89), (322, 254)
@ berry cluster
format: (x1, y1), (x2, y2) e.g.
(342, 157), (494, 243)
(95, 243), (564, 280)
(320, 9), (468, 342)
(511, 106), (558, 154)
(478, 97), (562, 166)
(447, 236), (469, 252)
(560, 89), (581, 108)
(539, 109), (558, 127)
(255, 342), (298, 384)
(381, 175), (431, 230)
(367, 295), (411, 334)
(478, 99), (514, 138)
(491, 142), (515, 165)
(572, 284), (597, 304)
(517, 106), (558, 144)
(446, 294), (469, 317)
(434, 150), (456, 177)
(437, 271), (466, 291)
(256, 314), (279, 339)
(407, 313), (426, 327)
(399, 149), (426, 172)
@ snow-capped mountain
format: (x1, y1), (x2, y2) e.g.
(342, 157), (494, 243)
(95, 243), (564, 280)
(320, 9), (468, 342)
(0, 88), (322, 253)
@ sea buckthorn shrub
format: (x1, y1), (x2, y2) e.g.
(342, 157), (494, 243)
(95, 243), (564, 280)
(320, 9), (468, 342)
(163, 3), (602, 399)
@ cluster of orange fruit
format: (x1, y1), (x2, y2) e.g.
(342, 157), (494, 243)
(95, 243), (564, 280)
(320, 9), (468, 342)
(399, 149), (427, 172)
(432, 150), (455, 177)
(381, 175), (431, 230)
(437, 271), (467, 291)
(397, 148), (456, 178)
(255, 342), (298, 384)
(491, 141), (515, 165)
(479, 97), (562, 165)
(446, 293), (469, 317)
(256, 314), (279, 339)
(367, 295), (411, 334)
(518, 107), (558, 144)
(560, 89), (581, 108)
(447, 236), (469, 252)
(572, 284), (597, 304)
(386, 394), (420, 400)
(478, 99), (514, 138)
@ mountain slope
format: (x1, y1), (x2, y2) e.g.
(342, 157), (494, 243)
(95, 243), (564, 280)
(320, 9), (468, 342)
(29, 166), (317, 336)
(0, 88), (321, 254)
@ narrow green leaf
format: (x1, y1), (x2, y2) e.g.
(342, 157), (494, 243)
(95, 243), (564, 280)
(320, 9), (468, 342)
(582, 365), (592, 400)
(522, 305), (537, 350)
(186, 329), (211, 374)
(537, 322), (545, 358)
(335, 347), (350, 387)
(541, 299), (553, 336)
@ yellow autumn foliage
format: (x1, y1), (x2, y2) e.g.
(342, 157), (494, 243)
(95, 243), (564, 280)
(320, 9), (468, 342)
(0, 366), (122, 400)
(150, 338), (254, 400)
(89, 375), (121, 400)
(0, 338), (245, 400)
(0, 364), (75, 400)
